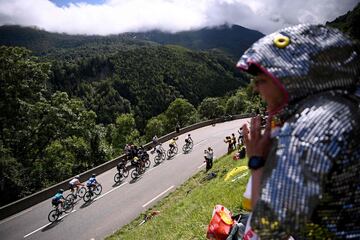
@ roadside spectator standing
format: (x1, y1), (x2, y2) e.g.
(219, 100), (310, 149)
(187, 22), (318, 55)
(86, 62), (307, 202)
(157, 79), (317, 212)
(124, 144), (132, 160)
(224, 136), (232, 154)
(204, 147), (214, 172)
(152, 135), (159, 146)
(231, 133), (237, 150)
(175, 122), (180, 133)
(237, 127), (244, 146)
(237, 24), (360, 239)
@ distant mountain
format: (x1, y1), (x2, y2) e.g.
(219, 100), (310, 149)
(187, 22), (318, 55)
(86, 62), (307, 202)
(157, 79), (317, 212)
(0, 24), (263, 58)
(0, 25), (156, 58)
(125, 25), (264, 58)
(327, 2), (360, 40)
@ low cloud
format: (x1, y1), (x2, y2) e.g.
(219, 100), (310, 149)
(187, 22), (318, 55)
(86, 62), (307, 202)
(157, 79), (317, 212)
(0, 0), (358, 35)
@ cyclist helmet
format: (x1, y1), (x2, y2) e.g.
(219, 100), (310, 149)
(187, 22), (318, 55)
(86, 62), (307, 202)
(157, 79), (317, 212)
(188, 134), (191, 137)
(59, 189), (64, 193)
(92, 173), (96, 178)
(75, 175), (80, 179)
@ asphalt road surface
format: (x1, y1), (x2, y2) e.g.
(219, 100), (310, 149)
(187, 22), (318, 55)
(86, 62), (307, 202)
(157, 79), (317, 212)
(0, 118), (250, 240)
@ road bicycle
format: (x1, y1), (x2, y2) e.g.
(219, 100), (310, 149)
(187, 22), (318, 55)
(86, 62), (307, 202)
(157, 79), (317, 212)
(48, 200), (74, 222)
(114, 161), (129, 183)
(182, 140), (193, 153)
(66, 185), (87, 203)
(83, 183), (103, 203)
(167, 143), (178, 159)
(151, 144), (166, 164)
(130, 162), (146, 180)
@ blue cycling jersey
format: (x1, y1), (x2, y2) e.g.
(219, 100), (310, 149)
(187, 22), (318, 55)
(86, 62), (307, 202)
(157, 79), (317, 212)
(86, 177), (97, 186)
(52, 193), (63, 201)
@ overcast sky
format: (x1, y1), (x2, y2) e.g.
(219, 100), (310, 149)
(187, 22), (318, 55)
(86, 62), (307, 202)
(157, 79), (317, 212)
(0, 0), (358, 35)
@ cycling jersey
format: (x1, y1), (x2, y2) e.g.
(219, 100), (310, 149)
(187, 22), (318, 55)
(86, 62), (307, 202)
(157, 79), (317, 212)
(52, 193), (63, 205)
(53, 193), (63, 201)
(69, 178), (79, 185)
(86, 177), (97, 187)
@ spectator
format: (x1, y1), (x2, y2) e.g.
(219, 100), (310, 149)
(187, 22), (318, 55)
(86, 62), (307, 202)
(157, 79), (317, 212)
(231, 133), (237, 150)
(237, 127), (244, 146)
(238, 24), (360, 238)
(204, 147), (214, 172)
(175, 122), (180, 133)
(224, 136), (232, 154)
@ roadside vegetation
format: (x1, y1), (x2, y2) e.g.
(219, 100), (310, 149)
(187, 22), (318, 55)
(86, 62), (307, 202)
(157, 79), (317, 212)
(106, 152), (249, 240)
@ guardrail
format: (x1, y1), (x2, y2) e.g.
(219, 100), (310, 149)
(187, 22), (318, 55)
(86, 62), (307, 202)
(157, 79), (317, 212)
(0, 113), (253, 220)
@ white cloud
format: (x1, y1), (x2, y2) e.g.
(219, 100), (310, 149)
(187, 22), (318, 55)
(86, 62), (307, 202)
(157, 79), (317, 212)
(0, 0), (358, 35)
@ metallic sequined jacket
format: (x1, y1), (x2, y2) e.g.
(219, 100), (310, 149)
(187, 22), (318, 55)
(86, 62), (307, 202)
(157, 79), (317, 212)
(237, 24), (360, 239)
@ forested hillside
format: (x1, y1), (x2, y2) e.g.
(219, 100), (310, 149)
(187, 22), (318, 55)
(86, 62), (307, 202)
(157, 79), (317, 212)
(49, 45), (247, 127)
(0, 24), (263, 206)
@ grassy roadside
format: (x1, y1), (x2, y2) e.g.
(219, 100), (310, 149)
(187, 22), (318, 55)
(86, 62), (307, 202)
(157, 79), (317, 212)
(106, 152), (249, 240)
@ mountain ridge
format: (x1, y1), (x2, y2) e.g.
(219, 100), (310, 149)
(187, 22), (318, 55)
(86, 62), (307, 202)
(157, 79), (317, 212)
(0, 24), (264, 58)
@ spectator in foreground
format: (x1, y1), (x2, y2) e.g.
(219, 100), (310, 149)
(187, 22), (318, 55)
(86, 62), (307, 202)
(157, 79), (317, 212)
(238, 24), (360, 239)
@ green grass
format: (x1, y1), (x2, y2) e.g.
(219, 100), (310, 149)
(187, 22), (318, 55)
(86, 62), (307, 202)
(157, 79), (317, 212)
(106, 152), (249, 240)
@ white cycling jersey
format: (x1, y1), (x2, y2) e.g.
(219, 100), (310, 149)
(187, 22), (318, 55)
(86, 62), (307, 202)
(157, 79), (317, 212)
(69, 178), (80, 185)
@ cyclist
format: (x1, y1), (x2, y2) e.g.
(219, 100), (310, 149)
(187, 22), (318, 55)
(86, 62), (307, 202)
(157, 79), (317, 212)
(68, 175), (84, 198)
(132, 156), (145, 173)
(138, 146), (149, 161)
(185, 134), (193, 145)
(51, 189), (65, 208)
(169, 137), (178, 152)
(86, 174), (98, 195)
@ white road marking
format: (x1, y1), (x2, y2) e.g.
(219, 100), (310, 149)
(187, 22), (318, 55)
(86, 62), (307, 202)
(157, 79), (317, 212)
(94, 182), (128, 201)
(23, 210), (76, 238)
(142, 185), (174, 208)
(194, 139), (208, 148)
(197, 163), (206, 169)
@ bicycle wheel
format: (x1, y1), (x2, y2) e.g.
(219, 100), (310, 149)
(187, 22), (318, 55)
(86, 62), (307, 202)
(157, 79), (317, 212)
(173, 146), (178, 154)
(77, 187), (86, 198)
(63, 200), (74, 213)
(66, 194), (76, 204)
(167, 149), (173, 158)
(154, 155), (161, 164)
(161, 150), (166, 160)
(144, 159), (151, 168)
(48, 209), (59, 222)
(114, 172), (122, 183)
(83, 191), (92, 203)
(122, 168), (129, 178)
(182, 144), (188, 153)
(93, 184), (102, 195)
(130, 169), (138, 179)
